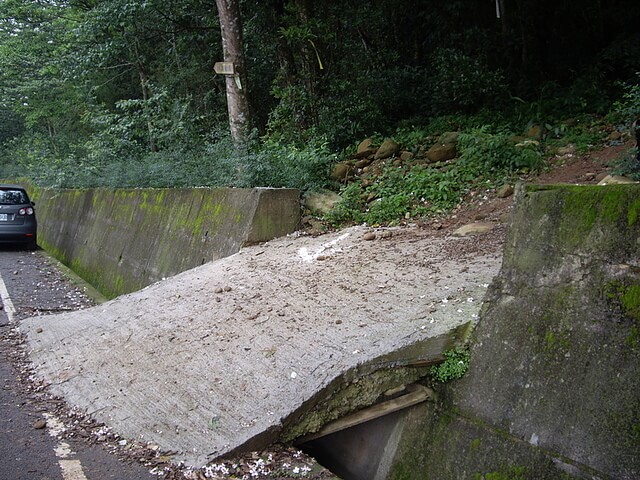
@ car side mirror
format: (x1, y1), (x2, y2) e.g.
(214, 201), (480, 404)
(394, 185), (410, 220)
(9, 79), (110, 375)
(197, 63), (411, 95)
(31, 201), (36, 206)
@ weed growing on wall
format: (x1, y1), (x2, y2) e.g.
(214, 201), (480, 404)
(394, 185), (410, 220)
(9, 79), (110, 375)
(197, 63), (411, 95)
(430, 347), (471, 383)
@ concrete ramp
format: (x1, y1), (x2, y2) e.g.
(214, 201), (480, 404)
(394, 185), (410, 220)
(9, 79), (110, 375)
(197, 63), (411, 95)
(21, 225), (501, 467)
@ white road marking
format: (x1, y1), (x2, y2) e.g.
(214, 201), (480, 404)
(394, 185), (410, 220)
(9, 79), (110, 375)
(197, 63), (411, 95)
(1, 269), (89, 480)
(44, 414), (90, 480)
(59, 460), (88, 480)
(0, 271), (16, 322)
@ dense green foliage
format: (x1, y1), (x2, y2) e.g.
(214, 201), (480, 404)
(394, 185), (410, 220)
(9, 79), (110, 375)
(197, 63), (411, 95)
(0, 0), (639, 221)
(430, 347), (471, 383)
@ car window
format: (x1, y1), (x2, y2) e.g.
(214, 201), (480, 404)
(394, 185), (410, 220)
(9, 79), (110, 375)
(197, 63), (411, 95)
(0, 189), (28, 205)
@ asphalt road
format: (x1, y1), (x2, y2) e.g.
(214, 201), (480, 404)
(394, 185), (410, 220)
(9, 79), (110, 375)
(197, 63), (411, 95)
(0, 247), (158, 480)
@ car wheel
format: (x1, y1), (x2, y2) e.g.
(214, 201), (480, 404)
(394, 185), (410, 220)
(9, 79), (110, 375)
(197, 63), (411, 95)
(27, 236), (37, 251)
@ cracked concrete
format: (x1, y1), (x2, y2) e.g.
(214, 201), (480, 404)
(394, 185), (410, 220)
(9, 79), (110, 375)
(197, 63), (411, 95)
(20, 224), (502, 467)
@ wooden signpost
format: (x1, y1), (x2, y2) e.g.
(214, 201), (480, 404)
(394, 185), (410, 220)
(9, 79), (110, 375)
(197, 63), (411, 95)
(214, 62), (235, 75)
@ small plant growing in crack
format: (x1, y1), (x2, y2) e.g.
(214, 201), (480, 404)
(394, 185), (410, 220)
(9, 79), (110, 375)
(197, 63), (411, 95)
(430, 347), (471, 382)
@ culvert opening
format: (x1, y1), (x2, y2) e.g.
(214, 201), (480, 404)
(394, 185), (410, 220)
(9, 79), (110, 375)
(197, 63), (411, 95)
(296, 384), (432, 480)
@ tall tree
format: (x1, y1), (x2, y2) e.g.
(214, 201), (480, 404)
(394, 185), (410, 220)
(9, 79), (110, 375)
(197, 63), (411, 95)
(215, 0), (251, 144)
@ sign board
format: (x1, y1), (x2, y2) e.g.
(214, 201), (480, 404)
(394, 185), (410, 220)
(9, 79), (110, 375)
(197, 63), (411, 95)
(214, 62), (235, 75)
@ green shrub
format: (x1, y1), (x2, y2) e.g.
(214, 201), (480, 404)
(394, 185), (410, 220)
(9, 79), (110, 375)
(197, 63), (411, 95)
(429, 48), (509, 115)
(457, 127), (544, 172)
(610, 149), (640, 180)
(610, 74), (640, 176)
(2, 126), (334, 192)
(324, 182), (366, 226)
(614, 73), (640, 123)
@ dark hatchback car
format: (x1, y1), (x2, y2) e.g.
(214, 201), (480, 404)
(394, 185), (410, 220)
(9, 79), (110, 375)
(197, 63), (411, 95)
(0, 185), (37, 250)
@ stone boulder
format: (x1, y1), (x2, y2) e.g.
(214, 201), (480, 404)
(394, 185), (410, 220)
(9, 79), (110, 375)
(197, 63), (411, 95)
(331, 163), (354, 181)
(303, 190), (342, 215)
(598, 174), (637, 185)
(374, 139), (400, 160)
(452, 222), (494, 237)
(496, 184), (514, 198)
(426, 143), (457, 163)
(437, 131), (460, 145)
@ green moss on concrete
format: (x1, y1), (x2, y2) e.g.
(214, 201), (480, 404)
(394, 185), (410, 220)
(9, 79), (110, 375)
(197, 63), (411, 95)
(388, 401), (594, 480)
(605, 281), (640, 348)
(473, 465), (528, 480)
(35, 187), (300, 298)
(620, 285), (640, 321)
(629, 199), (640, 226)
(191, 202), (225, 236)
(282, 367), (429, 442)
(522, 184), (639, 249)
(608, 399), (640, 450)
(542, 329), (571, 355)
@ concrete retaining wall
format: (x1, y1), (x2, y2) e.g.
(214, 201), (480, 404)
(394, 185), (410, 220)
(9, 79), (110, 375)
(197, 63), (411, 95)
(30, 187), (300, 298)
(385, 184), (640, 479)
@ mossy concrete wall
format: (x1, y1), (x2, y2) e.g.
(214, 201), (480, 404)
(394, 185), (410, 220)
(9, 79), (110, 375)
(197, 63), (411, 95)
(387, 184), (640, 479)
(30, 187), (300, 298)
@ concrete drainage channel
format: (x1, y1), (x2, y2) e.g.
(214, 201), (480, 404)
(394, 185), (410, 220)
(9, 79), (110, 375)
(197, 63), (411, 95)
(298, 385), (434, 480)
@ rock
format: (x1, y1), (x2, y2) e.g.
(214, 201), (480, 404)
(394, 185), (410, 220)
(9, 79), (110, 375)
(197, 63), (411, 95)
(307, 218), (328, 235)
(33, 419), (47, 430)
(557, 144), (575, 156)
(608, 131), (622, 141)
(362, 232), (376, 241)
(515, 139), (539, 148)
(303, 190), (341, 215)
(598, 175), (637, 185)
(496, 184), (514, 198)
(351, 148), (376, 160)
(437, 131), (460, 145)
(355, 158), (373, 169)
(400, 151), (413, 162)
(452, 222), (494, 237)
(330, 163), (354, 181)
(526, 125), (543, 139)
(374, 139), (400, 160)
(357, 138), (374, 153)
(426, 143), (457, 163)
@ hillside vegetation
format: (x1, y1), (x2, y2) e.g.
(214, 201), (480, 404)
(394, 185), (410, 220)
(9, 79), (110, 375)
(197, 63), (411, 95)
(1, 0), (639, 225)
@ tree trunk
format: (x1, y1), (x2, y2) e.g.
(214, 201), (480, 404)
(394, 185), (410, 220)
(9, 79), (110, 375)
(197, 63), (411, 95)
(215, 0), (251, 145)
(132, 39), (157, 153)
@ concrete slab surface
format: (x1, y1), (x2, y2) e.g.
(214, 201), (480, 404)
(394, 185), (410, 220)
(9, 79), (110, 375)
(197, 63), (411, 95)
(20, 225), (502, 467)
